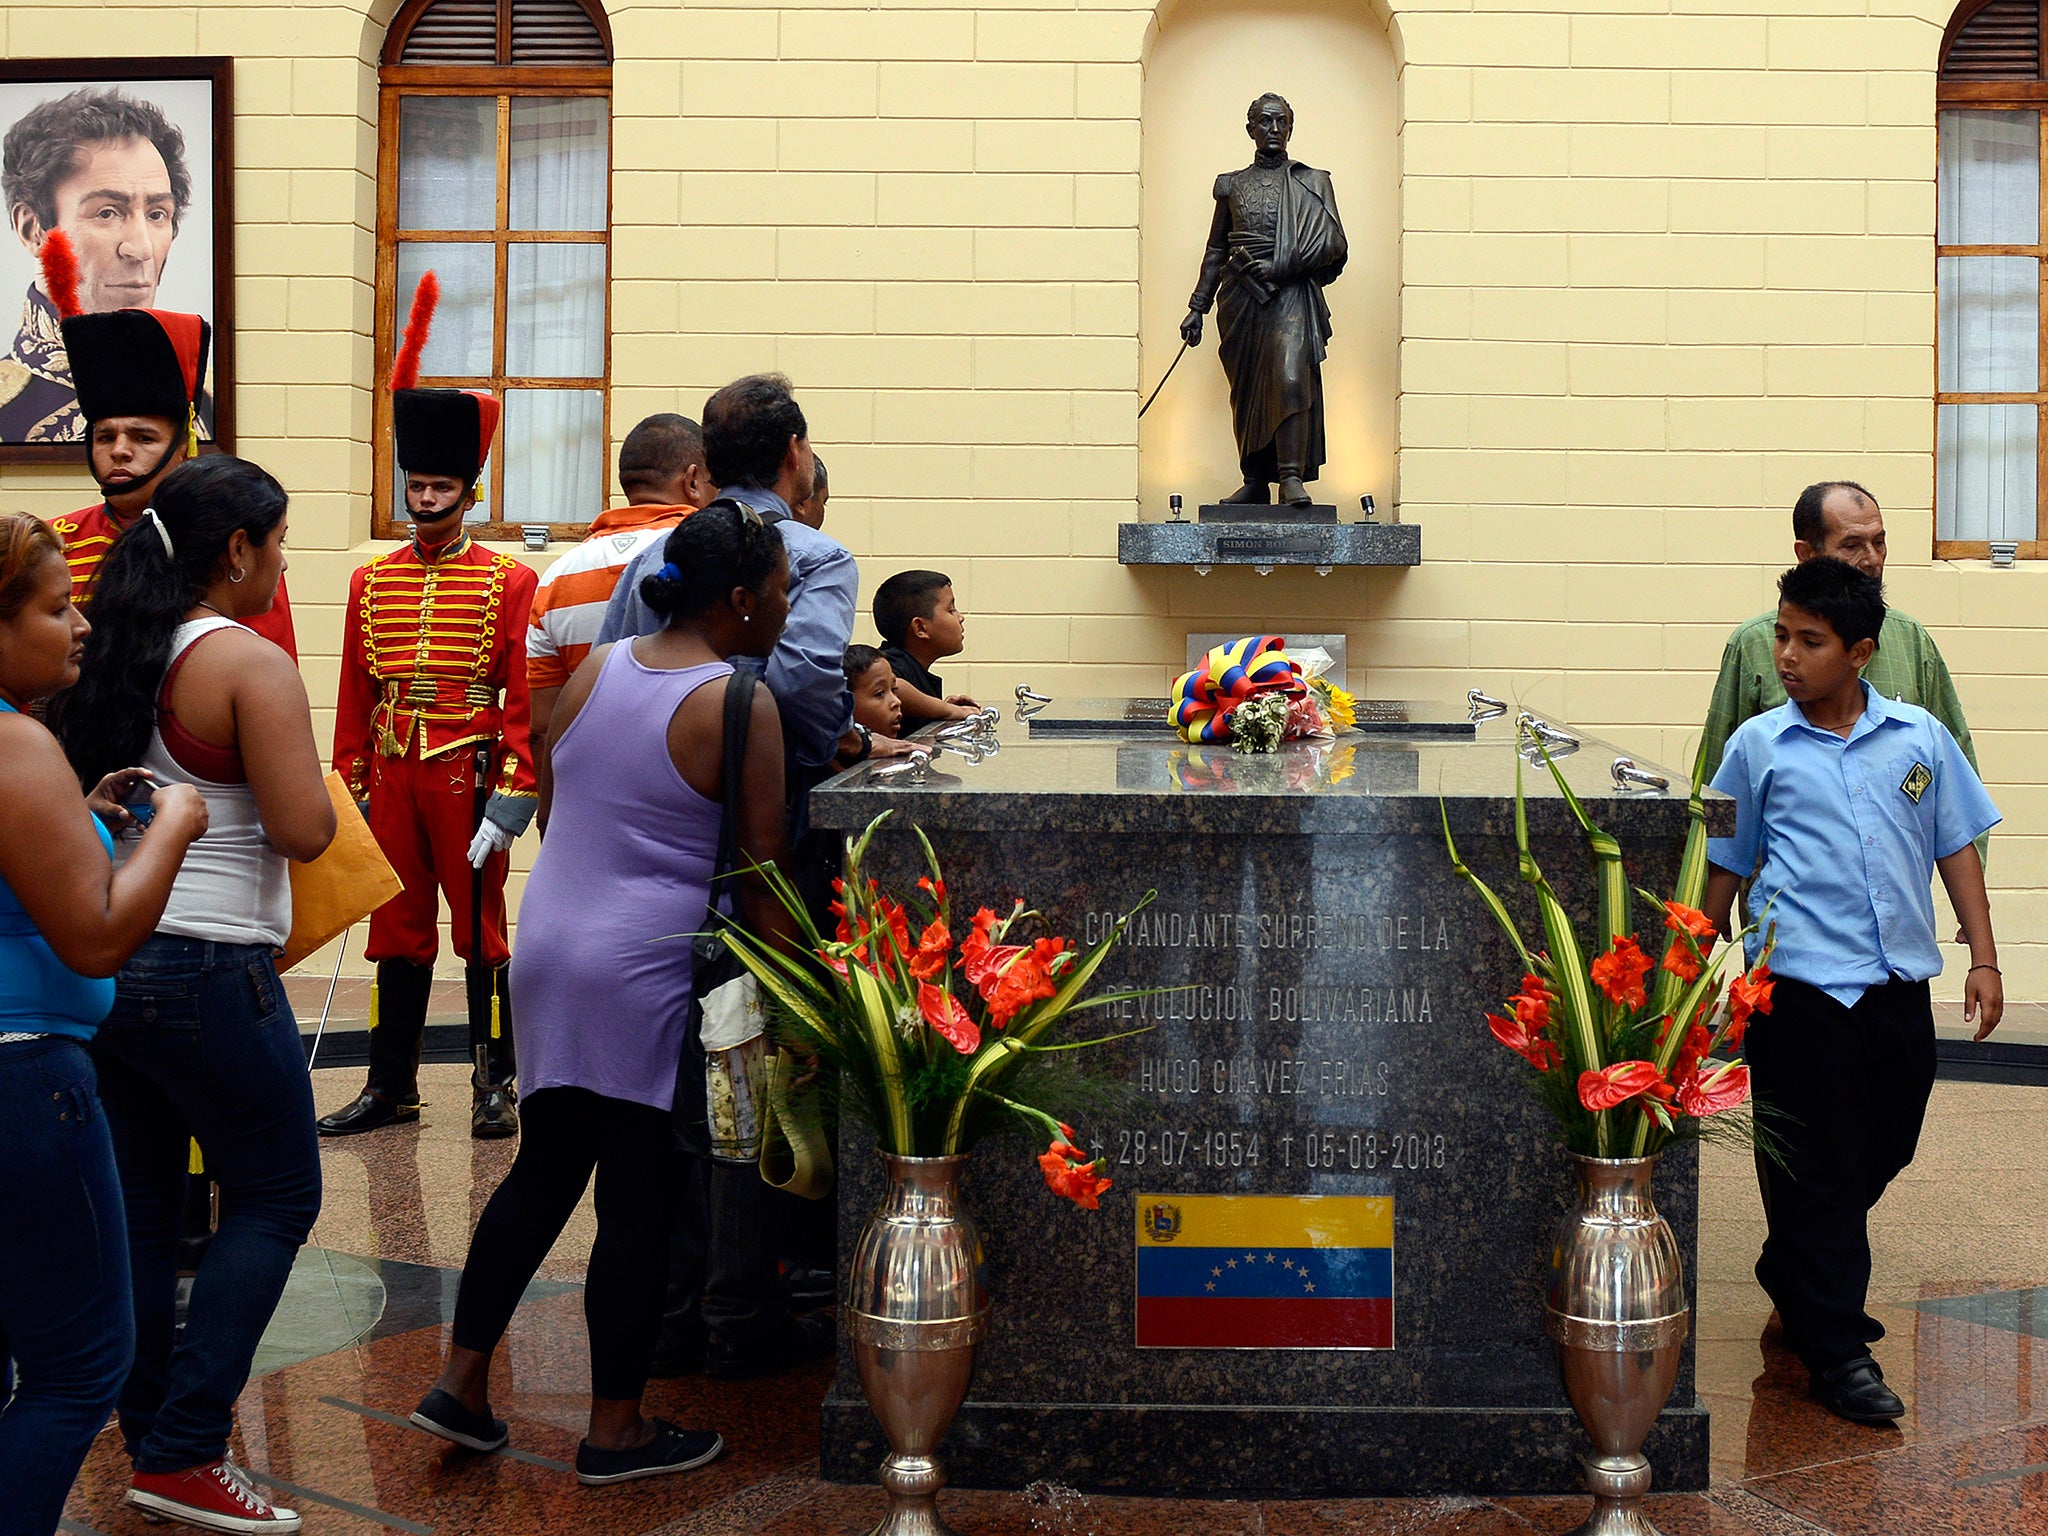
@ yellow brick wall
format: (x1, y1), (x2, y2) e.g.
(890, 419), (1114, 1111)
(1, 0), (2038, 997)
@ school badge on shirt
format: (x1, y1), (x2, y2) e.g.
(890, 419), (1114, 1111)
(1900, 762), (1932, 804)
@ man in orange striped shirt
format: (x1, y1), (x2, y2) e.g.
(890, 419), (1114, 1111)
(526, 413), (713, 776)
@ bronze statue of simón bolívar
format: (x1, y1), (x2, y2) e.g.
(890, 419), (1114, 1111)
(1180, 93), (1348, 509)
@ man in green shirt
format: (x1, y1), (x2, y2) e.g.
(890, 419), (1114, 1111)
(1703, 480), (1985, 857)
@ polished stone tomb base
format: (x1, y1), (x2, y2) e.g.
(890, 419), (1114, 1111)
(811, 711), (1726, 1498)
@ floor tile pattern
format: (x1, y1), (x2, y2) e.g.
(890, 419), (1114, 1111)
(59, 1066), (2048, 1534)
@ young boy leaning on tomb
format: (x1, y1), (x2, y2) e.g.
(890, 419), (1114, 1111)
(872, 569), (978, 727)
(1702, 556), (2001, 1428)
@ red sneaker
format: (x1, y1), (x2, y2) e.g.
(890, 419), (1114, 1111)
(128, 1460), (302, 1534)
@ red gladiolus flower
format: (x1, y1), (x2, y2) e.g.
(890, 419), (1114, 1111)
(1663, 902), (1716, 942)
(984, 947), (1059, 1027)
(918, 982), (980, 1054)
(1510, 973), (1552, 1031)
(873, 898), (912, 968)
(918, 874), (946, 906)
(1038, 1141), (1113, 1209)
(1661, 942), (1700, 984)
(1728, 965), (1774, 1042)
(1677, 1060), (1751, 1117)
(909, 919), (951, 981)
(1578, 1060), (1674, 1112)
(1489, 1011), (1562, 1072)
(1590, 936), (1653, 1010)
(817, 948), (849, 980)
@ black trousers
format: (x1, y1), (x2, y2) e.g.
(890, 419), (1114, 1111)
(1746, 975), (1936, 1374)
(451, 1086), (681, 1401)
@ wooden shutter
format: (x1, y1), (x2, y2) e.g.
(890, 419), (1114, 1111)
(1944, 0), (2044, 81)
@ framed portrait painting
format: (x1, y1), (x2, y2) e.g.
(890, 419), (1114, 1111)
(0, 57), (232, 459)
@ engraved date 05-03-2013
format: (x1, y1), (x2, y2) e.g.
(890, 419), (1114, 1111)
(1111, 1127), (1450, 1173)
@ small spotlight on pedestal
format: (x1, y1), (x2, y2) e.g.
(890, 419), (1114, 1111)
(1169, 493), (1186, 522)
(1359, 495), (1377, 522)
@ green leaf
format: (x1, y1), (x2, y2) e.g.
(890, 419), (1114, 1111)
(1441, 797), (1535, 972)
(847, 962), (914, 1153)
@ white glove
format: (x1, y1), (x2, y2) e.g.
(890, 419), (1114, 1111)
(467, 819), (515, 869)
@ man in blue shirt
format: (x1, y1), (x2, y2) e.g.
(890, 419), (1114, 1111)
(1705, 557), (2002, 1427)
(596, 375), (854, 770)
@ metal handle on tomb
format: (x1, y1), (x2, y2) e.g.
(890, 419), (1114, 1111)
(1467, 689), (1507, 722)
(1610, 757), (1670, 794)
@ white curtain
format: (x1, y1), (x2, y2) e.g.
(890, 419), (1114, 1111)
(398, 97), (496, 232)
(504, 389), (603, 524)
(509, 98), (607, 232)
(1938, 404), (2035, 543)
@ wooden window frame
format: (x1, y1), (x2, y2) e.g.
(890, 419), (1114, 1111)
(373, 0), (612, 542)
(1937, 0), (2048, 559)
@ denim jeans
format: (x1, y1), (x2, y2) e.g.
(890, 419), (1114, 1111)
(0, 1036), (134, 1536)
(92, 937), (321, 1474)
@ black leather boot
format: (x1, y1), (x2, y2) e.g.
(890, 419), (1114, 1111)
(467, 961), (518, 1139)
(318, 959), (432, 1135)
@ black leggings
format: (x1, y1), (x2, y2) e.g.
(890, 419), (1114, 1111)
(451, 1086), (682, 1401)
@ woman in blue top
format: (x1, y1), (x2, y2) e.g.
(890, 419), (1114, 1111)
(0, 513), (207, 1536)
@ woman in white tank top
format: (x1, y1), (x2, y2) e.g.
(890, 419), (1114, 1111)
(54, 456), (335, 1524)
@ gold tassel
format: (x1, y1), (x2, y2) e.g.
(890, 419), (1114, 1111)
(186, 404), (199, 459)
(188, 1138), (205, 1176)
(368, 977), (380, 1032)
(490, 976), (501, 1041)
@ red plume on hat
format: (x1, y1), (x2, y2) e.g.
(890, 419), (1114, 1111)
(38, 231), (82, 321)
(389, 271), (439, 391)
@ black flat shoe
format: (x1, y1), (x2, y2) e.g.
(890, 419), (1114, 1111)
(1811, 1356), (1904, 1424)
(705, 1311), (835, 1380)
(317, 1092), (418, 1137)
(575, 1421), (723, 1486)
(409, 1387), (508, 1452)
(471, 1088), (518, 1139)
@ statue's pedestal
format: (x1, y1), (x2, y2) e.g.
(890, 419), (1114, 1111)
(1118, 517), (1419, 570)
(1197, 503), (1338, 523)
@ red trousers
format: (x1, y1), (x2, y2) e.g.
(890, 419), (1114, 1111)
(364, 744), (509, 967)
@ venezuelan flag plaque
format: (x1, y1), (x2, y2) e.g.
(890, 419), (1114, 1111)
(1135, 1194), (1394, 1350)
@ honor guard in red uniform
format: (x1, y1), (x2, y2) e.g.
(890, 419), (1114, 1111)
(318, 273), (536, 1139)
(36, 231), (296, 656)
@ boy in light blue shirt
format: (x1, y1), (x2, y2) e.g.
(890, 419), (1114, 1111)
(1704, 557), (2001, 1427)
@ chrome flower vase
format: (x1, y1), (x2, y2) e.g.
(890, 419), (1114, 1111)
(846, 1153), (989, 1536)
(1544, 1154), (1690, 1536)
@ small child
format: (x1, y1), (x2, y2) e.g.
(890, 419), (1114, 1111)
(872, 569), (978, 726)
(834, 644), (919, 771)
(1704, 556), (2001, 1428)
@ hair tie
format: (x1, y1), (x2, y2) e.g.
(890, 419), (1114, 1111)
(658, 562), (681, 582)
(143, 507), (175, 560)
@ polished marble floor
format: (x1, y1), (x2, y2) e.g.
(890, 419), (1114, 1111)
(59, 1064), (2048, 1535)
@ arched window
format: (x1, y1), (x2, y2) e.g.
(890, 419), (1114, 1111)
(375, 0), (611, 539)
(1937, 0), (2046, 557)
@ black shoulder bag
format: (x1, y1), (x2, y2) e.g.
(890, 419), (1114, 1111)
(673, 665), (758, 1144)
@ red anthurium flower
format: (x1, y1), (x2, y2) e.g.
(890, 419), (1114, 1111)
(1488, 1011), (1562, 1072)
(917, 982), (980, 1054)
(1677, 1059), (1751, 1117)
(1038, 1141), (1113, 1209)
(909, 919), (951, 981)
(1590, 935), (1653, 1010)
(1578, 1060), (1674, 1112)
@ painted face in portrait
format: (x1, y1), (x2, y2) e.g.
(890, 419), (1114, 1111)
(31, 135), (179, 312)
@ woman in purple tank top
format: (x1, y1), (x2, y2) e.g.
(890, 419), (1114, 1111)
(411, 504), (795, 1486)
